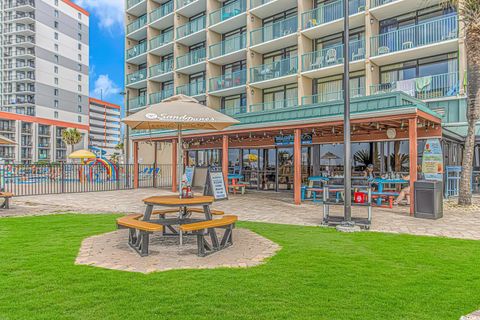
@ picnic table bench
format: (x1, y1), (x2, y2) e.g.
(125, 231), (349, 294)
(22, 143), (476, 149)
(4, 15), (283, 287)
(0, 192), (14, 209)
(180, 215), (238, 256)
(117, 214), (164, 257)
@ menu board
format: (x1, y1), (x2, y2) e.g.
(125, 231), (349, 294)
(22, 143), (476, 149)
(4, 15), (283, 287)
(422, 138), (444, 181)
(203, 169), (228, 201)
(185, 166), (195, 185)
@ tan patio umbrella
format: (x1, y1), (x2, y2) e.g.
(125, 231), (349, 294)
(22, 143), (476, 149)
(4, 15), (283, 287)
(68, 149), (96, 160)
(122, 94), (240, 195)
(0, 135), (16, 145)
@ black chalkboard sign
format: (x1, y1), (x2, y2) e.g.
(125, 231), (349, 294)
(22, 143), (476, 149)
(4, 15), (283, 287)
(203, 167), (228, 201)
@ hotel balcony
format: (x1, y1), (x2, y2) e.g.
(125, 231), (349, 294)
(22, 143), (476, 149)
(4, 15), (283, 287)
(176, 81), (206, 99)
(126, 15), (147, 40)
(176, 0), (206, 18)
(126, 42), (147, 64)
(221, 104), (247, 117)
(4, 74), (36, 82)
(149, 89), (174, 104)
(250, 16), (298, 54)
(129, 95), (147, 112)
(4, 0), (35, 11)
(249, 56), (298, 89)
(149, 60), (174, 82)
(176, 16), (206, 47)
(209, 0), (246, 34)
(150, 1), (174, 30)
(3, 25), (35, 36)
(370, 72), (459, 101)
(4, 38), (36, 48)
(301, 88), (365, 105)
(176, 48), (206, 74)
(4, 12), (35, 23)
(249, 0), (297, 19)
(3, 61), (35, 71)
(208, 33), (246, 65)
(249, 98), (298, 113)
(208, 69), (247, 96)
(369, 0), (443, 20)
(5, 50), (35, 59)
(301, 0), (365, 40)
(370, 15), (458, 66)
(126, 0), (146, 15)
(149, 30), (174, 56)
(126, 69), (147, 88)
(301, 39), (365, 78)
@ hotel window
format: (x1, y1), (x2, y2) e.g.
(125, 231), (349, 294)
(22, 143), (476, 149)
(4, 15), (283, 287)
(78, 33), (82, 41)
(54, 89), (58, 96)
(78, 54), (82, 61)
(54, 32), (58, 40)
(78, 105), (82, 112)
(54, 55), (59, 63)
(262, 84), (298, 109)
(54, 100), (59, 108)
(313, 71), (365, 101)
(78, 43), (82, 50)
(78, 64), (82, 71)
(54, 44), (58, 51)
(54, 66), (58, 73)
(221, 94), (246, 114)
(78, 95), (82, 102)
(78, 23), (82, 30)
(54, 10), (59, 18)
(78, 13), (82, 20)
(263, 46), (297, 64)
(78, 85), (82, 92)
(54, 77), (58, 85)
(55, 0), (58, 5)
(54, 21), (59, 28)
(78, 116), (82, 123)
(54, 111), (59, 119)
(78, 74), (82, 81)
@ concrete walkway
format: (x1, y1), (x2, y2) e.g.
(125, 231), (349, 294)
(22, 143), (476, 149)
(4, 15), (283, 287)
(3, 188), (480, 240)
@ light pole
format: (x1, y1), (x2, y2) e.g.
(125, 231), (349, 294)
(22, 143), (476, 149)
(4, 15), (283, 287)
(343, 0), (352, 222)
(120, 90), (130, 187)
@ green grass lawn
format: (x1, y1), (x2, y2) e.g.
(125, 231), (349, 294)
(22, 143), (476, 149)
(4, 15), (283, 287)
(1, 214), (480, 319)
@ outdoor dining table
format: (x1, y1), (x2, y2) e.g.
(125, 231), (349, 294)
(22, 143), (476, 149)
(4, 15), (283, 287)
(372, 178), (409, 205)
(142, 195), (215, 244)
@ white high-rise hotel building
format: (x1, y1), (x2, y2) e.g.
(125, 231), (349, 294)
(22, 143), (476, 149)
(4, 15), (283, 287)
(0, 0), (89, 163)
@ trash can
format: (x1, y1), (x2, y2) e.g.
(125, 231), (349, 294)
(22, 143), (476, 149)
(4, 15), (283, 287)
(414, 180), (443, 219)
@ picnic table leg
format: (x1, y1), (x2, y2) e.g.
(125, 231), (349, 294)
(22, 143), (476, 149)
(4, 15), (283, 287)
(143, 204), (153, 221)
(203, 204), (212, 220)
(377, 183), (383, 206)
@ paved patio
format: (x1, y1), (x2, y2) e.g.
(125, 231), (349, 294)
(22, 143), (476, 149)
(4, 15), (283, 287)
(3, 188), (480, 240)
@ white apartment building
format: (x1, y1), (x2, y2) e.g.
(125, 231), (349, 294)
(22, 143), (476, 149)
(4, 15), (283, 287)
(0, 0), (89, 163)
(88, 97), (122, 156)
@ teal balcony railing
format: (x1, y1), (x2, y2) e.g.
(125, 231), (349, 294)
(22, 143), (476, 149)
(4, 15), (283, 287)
(302, 0), (365, 30)
(370, 72), (459, 100)
(149, 30), (173, 50)
(176, 48), (206, 69)
(250, 0), (273, 9)
(209, 34), (246, 59)
(249, 98), (298, 113)
(127, 0), (144, 10)
(370, 15), (458, 57)
(149, 60), (173, 77)
(129, 95), (147, 111)
(126, 42), (147, 60)
(302, 39), (365, 72)
(370, 0), (395, 8)
(209, 69), (247, 92)
(176, 81), (206, 96)
(126, 68), (147, 85)
(177, 0), (197, 9)
(126, 15), (147, 35)
(250, 16), (297, 46)
(150, 0), (173, 22)
(176, 16), (206, 39)
(209, 0), (246, 26)
(250, 56), (298, 83)
(302, 88), (365, 105)
(149, 89), (174, 104)
(221, 104), (247, 116)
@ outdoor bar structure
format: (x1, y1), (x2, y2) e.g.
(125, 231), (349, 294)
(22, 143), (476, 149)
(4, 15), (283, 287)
(130, 92), (443, 214)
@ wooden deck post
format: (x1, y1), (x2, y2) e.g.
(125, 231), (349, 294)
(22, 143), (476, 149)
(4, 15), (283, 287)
(408, 118), (418, 216)
(294, 129), (302, 205)
(133, 141), (139, 189)
(222, 135), (229, 187)
(171, 138), (177, 193)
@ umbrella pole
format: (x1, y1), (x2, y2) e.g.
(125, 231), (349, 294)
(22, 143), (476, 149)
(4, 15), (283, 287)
(178, 126), (183, 197)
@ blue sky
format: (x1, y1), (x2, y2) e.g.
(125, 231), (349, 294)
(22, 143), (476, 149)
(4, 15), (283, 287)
(74, 0), (125, 108)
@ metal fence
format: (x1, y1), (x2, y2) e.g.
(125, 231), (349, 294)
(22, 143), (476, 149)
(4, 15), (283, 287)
(0, 163), (173, 197)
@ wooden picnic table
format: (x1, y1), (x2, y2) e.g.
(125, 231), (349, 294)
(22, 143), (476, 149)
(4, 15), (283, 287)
(142, 195), (215, 245)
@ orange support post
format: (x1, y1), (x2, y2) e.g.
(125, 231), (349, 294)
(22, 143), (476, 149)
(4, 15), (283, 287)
(408, 118), (418, 216)
(133, 141), (139, 189)
(294, 129), (302, 205)
(222, 135), (229, 187)
(171, 139), (177, 193)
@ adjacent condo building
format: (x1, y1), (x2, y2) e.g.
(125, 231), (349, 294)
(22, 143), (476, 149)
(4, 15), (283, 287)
(0, 0), (89, 163)
(125, 0), (473, 204)
(88, 98), (122, 156)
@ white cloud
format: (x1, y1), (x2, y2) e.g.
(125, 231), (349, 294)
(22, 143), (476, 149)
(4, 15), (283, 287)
(92, 74), (121, 99)
(74, 0), (124, 32)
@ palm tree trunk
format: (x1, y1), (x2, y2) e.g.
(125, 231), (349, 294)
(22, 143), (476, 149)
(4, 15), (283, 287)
(458, 28), (480, 205)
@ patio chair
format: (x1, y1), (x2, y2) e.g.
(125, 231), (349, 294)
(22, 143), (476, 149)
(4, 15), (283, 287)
(325, 48), (337, 64)
(377, 46), (390, 55)
(402, 41), (414, 50)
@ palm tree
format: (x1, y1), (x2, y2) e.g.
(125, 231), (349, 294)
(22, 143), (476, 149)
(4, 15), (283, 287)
(61, 128), (82, 161)
(441, 0), (480, 205)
